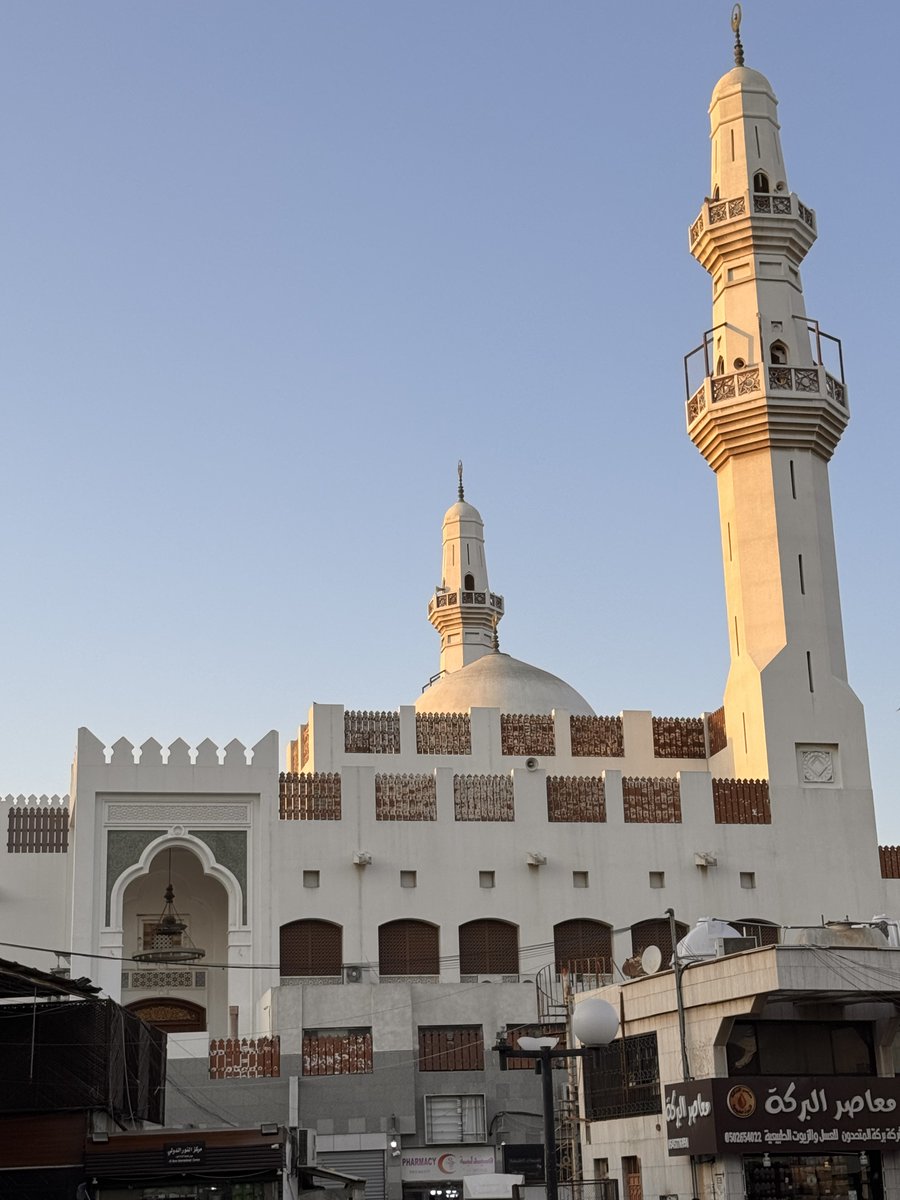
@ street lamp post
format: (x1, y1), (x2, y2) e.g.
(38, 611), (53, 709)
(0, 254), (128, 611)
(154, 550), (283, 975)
(494, 998), (620, 1200)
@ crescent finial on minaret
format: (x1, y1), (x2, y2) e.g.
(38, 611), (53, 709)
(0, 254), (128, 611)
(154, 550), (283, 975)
(457, 459), (465, 501)
(731, 3), (745, 66)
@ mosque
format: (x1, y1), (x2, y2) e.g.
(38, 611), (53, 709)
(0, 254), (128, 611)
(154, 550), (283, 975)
(2, 13), (899, 1200)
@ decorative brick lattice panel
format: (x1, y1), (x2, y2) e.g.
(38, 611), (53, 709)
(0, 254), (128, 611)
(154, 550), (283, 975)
(707, 706), (727, 757)
(546, 776), (606, 822)
(652, 716), (707, 759)
(500, 713), (555, 756)
(630, 918), (687, 961)
(379, 919), (440, 976)
(375, 774), (437, 821)
(506, 1024), (567, 1070)
(300, 724), (310, 768)
(279, 773), (341, 820)
(570, 715), (624, 757)
(303, 1031), (373, 1076)
(128, 969), (194, 989)
(454, 775), (514, 821)
(732, 920), (780, 947)
(554, 919), (612, 974)
(344, 710), (400, 753)
(713, 779), (771, 824)
(622, 777), (682, 823)
(6, 805), (69, 852)
(880, 847), (900, 879)
(459, 919), (519, 975)
(419, 1026), (484, 1072)
(209, 1035), (280, 1080)
(416, 712), (472, 755)
(280, 919), (342, 976)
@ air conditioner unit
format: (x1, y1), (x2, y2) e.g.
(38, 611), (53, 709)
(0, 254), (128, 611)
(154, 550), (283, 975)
(714, 936), (757, 956)
(344, 964), (364, 983)
(292, 1127), (317, 1166)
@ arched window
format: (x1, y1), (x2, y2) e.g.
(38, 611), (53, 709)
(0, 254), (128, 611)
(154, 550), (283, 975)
(379, 919), (439, 976)
(126, 997), (206, 1034)
(732, 919), (780, 947)
(464, 573), (475, 591)
(280, 919), (342, 977)
(716, 356), (725, 376)
(631, 917), (688, 964)
(712, 185), (720, 200)
(753, 171), (769, 194)
(554, 919), (613, 975)
(459, 919), (519, 976)
(770, 340), (788, 365)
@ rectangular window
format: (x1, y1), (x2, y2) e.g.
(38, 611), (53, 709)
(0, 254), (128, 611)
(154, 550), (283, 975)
(649, 871), (665, 889)
(424, 1094), (486, 1144)
(573, 871), (589, 889)
(583, 1033), (662, 1121)
(139, 917), (185, 954)
(740, 871), (756, 889)
(401, 870), (417, 888)
(479, 871), (495, 889)
(799, 554), (806, 594)
(419, 1026), (484, 1072)
(726, 1020), (875, 1076)
(302, 1028), (373, 1076)
(303, 870), (320, 888)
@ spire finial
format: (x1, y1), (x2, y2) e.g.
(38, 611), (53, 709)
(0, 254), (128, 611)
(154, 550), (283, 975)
(731, 3), (744, 67)
(491, 613), (500, 652)
(457, 459), (465, 501)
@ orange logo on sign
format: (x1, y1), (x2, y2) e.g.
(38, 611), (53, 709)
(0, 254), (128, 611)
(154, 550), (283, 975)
(727, 1084), (756, 1118)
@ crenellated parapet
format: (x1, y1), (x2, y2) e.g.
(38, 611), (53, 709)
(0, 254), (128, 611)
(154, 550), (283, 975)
(74, 726), (279, 769)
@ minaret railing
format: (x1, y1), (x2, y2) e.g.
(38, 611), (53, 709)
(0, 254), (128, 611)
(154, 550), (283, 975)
(689, 188), (816, 246)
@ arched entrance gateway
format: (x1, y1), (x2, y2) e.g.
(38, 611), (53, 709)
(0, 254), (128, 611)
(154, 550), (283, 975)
(119, 844), (230, 1035)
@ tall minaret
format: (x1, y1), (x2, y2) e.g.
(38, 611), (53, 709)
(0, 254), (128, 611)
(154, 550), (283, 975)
(427, 463), (504, 676)
(686, 9), (871, 793)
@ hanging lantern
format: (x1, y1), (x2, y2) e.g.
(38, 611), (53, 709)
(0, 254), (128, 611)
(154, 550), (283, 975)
(133, 852), (206, 963)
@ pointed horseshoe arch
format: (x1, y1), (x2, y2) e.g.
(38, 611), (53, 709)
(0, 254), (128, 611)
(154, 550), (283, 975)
(107, 832), (244, 933)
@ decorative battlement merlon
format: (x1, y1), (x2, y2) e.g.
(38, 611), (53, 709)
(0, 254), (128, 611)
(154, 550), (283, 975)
(75, 726), (279, 768)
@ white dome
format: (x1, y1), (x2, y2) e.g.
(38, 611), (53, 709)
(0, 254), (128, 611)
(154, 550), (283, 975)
(443, 499), (483, 524)
(711, 65), (776, 104)
(415, 651), (594, 715)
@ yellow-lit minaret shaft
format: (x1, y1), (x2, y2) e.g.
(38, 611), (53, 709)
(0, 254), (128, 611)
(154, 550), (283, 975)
(686, 14), (871, 798)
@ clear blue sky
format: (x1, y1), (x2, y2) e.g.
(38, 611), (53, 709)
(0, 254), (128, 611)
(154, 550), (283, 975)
(2, 4), (898, 839)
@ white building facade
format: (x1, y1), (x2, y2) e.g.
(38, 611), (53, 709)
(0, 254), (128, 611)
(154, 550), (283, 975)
(1, 16), (897, 1200)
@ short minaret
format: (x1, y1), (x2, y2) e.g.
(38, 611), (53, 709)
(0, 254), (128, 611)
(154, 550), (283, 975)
(685, 10), (871, 793)
(427, 463), (504, 676)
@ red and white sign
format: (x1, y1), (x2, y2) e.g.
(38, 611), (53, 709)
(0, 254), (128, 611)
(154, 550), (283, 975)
(400, 1148), (497, 1181)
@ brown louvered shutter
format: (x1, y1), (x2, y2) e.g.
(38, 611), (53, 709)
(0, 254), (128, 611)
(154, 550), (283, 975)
(553, 919), (613, 973)
(458, 919), (519, 975)
(379, 920), (440, 975)
(280, 919), (343, 976)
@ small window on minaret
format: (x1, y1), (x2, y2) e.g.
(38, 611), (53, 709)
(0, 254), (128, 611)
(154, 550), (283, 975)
(770, 341), (789, 365)
(464, 573), (475, 591)
(716, 356), (725, 376)
(753, 171), (769, 194)
(713, 185), (720, 200)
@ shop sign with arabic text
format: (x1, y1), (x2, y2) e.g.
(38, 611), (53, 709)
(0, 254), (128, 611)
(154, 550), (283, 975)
(664, 1076), (900, 1156)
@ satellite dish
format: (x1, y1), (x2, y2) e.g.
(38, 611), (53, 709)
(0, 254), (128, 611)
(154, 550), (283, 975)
(640, 945), (663, 975)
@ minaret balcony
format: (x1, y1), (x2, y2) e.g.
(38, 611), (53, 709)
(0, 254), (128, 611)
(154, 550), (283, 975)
(689, 189), (817, 269)
(428, 589), (504, 617)
(686, 362), (846, 426)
